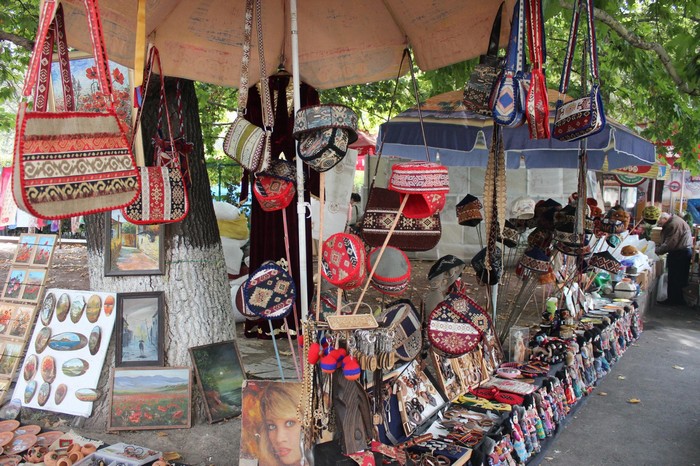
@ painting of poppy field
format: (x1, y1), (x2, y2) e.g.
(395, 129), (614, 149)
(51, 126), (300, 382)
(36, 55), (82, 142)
(109, 367), (191, 430)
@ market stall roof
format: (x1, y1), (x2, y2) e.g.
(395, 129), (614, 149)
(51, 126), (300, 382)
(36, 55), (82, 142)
(378, 90), (657, 170)
(58, 0), (515, 89)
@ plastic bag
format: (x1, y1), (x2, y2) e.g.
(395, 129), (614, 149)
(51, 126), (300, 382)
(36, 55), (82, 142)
(657, 272), (668, 302)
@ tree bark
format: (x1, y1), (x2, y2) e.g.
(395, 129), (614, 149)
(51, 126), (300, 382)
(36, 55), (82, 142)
(84, 78), (233, 428)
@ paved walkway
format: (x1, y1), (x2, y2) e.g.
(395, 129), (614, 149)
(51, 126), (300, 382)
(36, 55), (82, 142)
(540, 301), (700, 466)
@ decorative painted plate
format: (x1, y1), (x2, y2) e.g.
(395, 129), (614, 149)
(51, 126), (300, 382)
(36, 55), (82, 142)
(62, 358), (89, 377)
(13, 425), (40, 436)
(34, 327), (51, 354)
(6, 433), (36, 454)
(0, 431), (11, 447)
(104, 295), (115, 316)
(54, 384), (67, 405)
(36, 431), (63, 448)
(40, 356), (56, 383)
(37, 383), (50, 407)
(22, 355), (37, 381)
(86, 295), (101, 323)
(0, 420), (19, 433)
(55, 293), (70, 322)
(88, 326), (101, 356)
(48, 332), (87, 351)
(75, 388), (100, 402)
(0, 455), (21, 466)
(39, 293), (56, 326)
(69, 297), (85, 323)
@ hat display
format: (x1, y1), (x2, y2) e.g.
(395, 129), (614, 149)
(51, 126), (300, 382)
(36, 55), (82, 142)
(554, 239), (591, 257)
(642, 205), (661, 224)
(511, 197), (536, 220)
(379, 299), (423, 361)
(293, 104), (358, 172)
(253, 160), (297, 212)
(594, 218), (625, 235)
(456, 194), (483, 226)
(498, 220), (520, 248)
(389, 161), (449, 219)
(366, 247), (412, 296)
(321, 233), (367, 290)
(428, 255), (466, 282)
(242, 260), (296, 320)
(471, 246), (503, 285)
(608, 208), (631, 230)
(527, 228), (553, 250)
(518, 247), (551, 273)
(620, 245), (640, 257)
(427, 293), (483, 358)
(589, 251), (621, 274)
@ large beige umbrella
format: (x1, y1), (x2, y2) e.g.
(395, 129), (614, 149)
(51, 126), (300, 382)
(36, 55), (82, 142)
(59, 0), (513, 89)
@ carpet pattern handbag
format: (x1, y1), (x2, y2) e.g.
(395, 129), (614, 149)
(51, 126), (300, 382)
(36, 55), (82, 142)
(492, 0), (527, 128)
(525, 0), (550, 139)
(122, 47), (189, 225)
(222, 0), (273, 173)
(552, 0), (606, 142)
(13, 0), (140, 220)
(242, 260), (296, 320)
(321, 233), (367, 290)
(253, 159), (297, 212)
(293, 104), (359, 172)
(463, 2), (504, 116)
(428, 293), (483, 359)
(379, 299), (422, 361)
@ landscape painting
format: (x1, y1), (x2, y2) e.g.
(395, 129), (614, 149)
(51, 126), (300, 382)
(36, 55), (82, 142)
(109, 367), (192, 431)
(0, 341), (24, 377)
(20, 269), (47, 302)
(189, 341), (245, 423)
(115, 292), (164, 367)
(2, 303), (36, 340)
(104, 211), (164, 276)
(13, 235), (38, 265)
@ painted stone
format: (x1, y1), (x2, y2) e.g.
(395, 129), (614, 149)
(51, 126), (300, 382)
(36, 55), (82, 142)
(55, 293), (70, 322)
(88, 326), (101, 356)
(24, 381), (37, 404)
(104, 295), (115, 316)
(62, 358), (89, 377)
(75, 388), (100, 402)
(34, 327), (51, 354)
(22, 355), (37, 381)
(54, 384), (67, 405)
(86, 295), (101, 323)
(39, 293), (55, 326)
(37, 382), (50, 406)
(40, 356), (56, 384)
(48, 332), (87, 351)
(69, 297), (85, 324)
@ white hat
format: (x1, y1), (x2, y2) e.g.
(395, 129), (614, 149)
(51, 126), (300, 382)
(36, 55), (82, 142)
(511, 197), (536, 220)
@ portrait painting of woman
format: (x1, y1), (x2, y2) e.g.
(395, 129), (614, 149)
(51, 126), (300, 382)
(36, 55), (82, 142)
(240, 381), (305, 466)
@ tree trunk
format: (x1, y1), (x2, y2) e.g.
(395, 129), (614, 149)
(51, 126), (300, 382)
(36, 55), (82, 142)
(84, 78), (233, 428)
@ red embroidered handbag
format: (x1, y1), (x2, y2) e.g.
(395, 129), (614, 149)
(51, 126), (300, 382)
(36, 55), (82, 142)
(13, 0), (140, 220)
(253, 159), (296, 212)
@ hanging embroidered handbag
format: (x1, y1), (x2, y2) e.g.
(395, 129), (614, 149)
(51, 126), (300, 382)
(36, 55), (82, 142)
(379, 299), (422, 362)
(222, 0), (272, 173)
(321, 233), (367, 290)
(525, 0), (550, 139)
(552, 0), (606, 142)
(428, 293), (483, 359)
(13, 0), (140, 220)
(492, 0), (527, 127)
(463, 2), (505, 116)
(253, 159), (296, 212)
(242, 260), (296, 320)
(293, 104), (359, 172)
(388, 161), (449, 219)
(122, 47), (189, 225)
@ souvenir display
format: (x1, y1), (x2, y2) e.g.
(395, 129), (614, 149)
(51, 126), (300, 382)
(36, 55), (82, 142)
(388, 161), (449, 219)
(13, 289), (117, 417)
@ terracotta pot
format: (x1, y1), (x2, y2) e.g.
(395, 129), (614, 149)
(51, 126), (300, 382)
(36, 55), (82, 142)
(44, 451), (60, 466)
(56, 457), (73, 466)
(68, 450), (84, 463)
(67, 443), (82, 455)
(24, 446), (48, 463)
(81, 443), (97, 455)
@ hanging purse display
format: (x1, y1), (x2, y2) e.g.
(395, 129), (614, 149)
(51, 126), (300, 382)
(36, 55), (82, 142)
(552, 0), (606, 142)
(153, 80), (193, 186)
(222, 0), (273, 173)
(13, 0), (140, 220)
(253, 159), (297, 212)
(463, 2), (505, 116)
(122, 47), (189, 225)
(525, 0), (550, 139)
(492, 0), (527, 127)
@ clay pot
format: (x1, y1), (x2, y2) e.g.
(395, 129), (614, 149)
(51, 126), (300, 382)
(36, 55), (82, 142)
(68, 450), (84, 463)
(81, 443), (97, 456)
(67, 443), (82, 455)
(44, 452), (60, 466)
(56, 457), (73, 466)
(24, 446), (48, 463)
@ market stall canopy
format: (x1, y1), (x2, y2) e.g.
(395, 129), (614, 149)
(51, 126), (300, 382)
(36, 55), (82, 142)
(58, 0), (514, 89)
(378, 90), (657, 170)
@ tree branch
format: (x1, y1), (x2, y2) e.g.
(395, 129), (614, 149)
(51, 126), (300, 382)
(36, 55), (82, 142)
(0, 30), (34, 51)
(559, 0), (699, 97)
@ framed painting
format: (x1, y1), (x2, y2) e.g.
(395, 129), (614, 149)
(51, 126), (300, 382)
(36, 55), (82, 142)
(1, 268), (27, 301)
(20, 269), (47, 303)
(115, 292), (164, 367)
(108, 367), (192, 431)
(13, 235), (38, 265)
(0, 340), (24, 378)
(104, 211), (164, 277)
(0, 302), (36, 341)
(30, 235), (57, 268)
(189, 340), (245, 423)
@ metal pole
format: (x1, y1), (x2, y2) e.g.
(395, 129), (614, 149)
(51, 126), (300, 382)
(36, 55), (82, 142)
(290, 0), (309, 322)
(680, 170), (686, 213)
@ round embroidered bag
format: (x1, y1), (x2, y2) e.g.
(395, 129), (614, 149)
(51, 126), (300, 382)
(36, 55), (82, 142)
(388, 161), (449, 219)
(428, 294), (483, 358)
(293, 104), (358, 172)
(253, 159), (296, 212)
(366, 246), (411, 296)
(321, 233), (366, 290)
(379, 299), (423, 361)
(242, 260), (296, 320)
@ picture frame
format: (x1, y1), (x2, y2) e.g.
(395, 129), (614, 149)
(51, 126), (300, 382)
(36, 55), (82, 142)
(108, 367), (192, 431)
(115, 292), (165, 367)
(189, 340), (246, 423)
(0, 301), (37, 341)
(12, 235), (38, 265)
(0, 339), (25, 378)
(30, 234), (57, 268)
(20, 269), (47, 303)
(509, 326), (529, 364)
(1, 268), (27, 301)
(104, 211), (164, 277)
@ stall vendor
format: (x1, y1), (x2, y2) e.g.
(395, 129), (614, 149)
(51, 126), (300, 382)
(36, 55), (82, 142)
(656, 212), (692, 306)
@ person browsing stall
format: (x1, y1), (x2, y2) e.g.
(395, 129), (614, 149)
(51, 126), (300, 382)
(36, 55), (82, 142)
(656, 212), (693, 306)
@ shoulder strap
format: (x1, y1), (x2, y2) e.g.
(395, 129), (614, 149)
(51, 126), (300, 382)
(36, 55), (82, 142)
(237, 0), (254, 113)
(255, 0), (274, 131)
(557, 0), (583, 97)
(486, 2), (505, 58)
(504, 0), (525, 73)
(582, 0), (600, 83)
